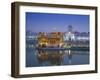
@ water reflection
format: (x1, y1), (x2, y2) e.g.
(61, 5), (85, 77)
(66, 50), (73, 64)
(36, 49), (75, 65)
(37, 50), (63, 65)
(26, 45), (89, 67)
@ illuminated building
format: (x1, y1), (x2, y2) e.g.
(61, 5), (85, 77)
(38, 32), (48, 47)
(63, 25), (89, 41)
(26, 31), (38, 40)
(64, 25), (75, 41)
(74, 32), (89, 41)
(38, 32), (64, 47)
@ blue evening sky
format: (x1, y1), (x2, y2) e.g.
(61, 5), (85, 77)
(26, 12), (89, 32)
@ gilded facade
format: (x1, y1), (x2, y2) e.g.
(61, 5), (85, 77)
(38, 32), (64, 47)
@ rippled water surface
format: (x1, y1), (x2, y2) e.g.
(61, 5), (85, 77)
(26, 44), (89, 67)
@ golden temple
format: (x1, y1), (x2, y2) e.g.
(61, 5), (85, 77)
(37, 32), (64, 47)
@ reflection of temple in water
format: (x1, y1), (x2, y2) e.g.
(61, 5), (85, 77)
(36, 50), (73, 65)
(37, 50), (63, 65)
